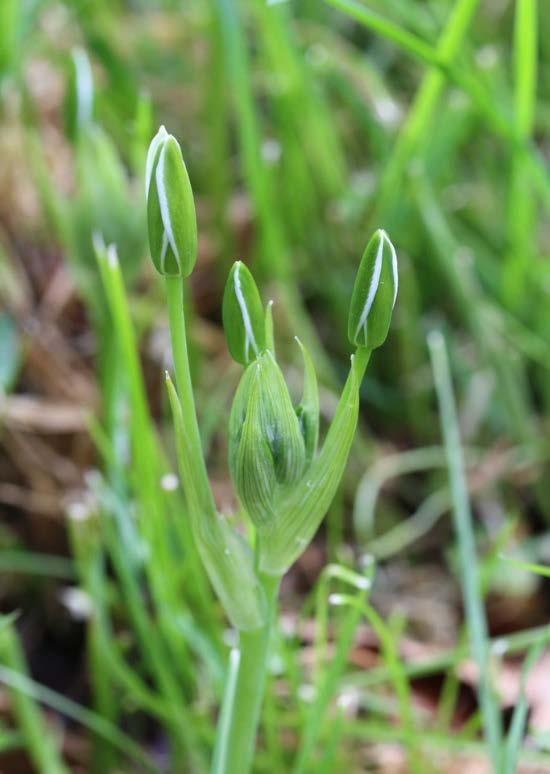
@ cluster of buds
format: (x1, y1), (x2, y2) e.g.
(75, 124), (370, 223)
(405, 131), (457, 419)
(146, 127), (398, 630)
(223, 227), (397, 577)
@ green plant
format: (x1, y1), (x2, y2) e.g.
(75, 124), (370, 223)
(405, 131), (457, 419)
(2, 1), (549, 771)
(145, 126), (398, 772)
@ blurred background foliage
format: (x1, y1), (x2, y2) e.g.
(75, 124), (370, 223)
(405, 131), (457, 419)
(0, 0), (549, 772)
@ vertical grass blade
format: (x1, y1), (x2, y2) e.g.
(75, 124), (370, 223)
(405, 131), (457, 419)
(211, 649), (241, 774)
(502, 0), (538, 309)
(0, 622), (69, 774)
(428, 331), (502, 770)
(504, 638), (544, 774)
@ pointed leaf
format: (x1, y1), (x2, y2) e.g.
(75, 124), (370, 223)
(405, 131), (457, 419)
(294, 337), (319, 465)
(167, 375), (265, 631)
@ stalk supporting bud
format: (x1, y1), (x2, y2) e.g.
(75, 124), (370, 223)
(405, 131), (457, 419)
(145, 126), (197, 277)
(348, 229), (398, 349)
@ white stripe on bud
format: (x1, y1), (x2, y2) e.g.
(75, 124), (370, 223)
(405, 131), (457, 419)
(348, 229), (398, 350)
(155, 142), (181, 273)
(145, 125), (168, 199)
(387, 231), (398, 308)
(354, 231), (385, 343)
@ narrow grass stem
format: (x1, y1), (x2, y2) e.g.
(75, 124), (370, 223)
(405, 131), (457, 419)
(217, 572), (280, 774)
(428, 331), (502, 772)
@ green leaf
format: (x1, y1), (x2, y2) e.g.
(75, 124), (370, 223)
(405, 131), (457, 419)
(294, 337), (319, 466)
(166, 374), (265, 631)
(222, 261), (265, 365)
(348, 229), (398, 349)
(146, 128), (197, 277)
(264, 299), (275, 354)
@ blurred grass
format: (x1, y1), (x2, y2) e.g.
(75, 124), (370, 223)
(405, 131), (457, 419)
(0, 0), (549, 771)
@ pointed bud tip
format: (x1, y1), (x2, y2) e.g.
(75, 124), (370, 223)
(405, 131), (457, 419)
(146, 127), (197, 276)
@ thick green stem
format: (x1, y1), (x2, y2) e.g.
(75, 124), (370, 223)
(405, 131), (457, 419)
(220, 572), (280, 774)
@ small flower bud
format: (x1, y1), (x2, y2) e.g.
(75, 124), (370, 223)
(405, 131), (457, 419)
(348, 229), (398, 349)
(222, 261), (266, 365)
(229, 351), (306, 525)
(145, 126), (197, 277)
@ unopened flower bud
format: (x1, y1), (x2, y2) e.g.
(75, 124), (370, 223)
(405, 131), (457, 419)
(348, 229), (398, 349)
(145, 126), (197, 276)
(223, 261), (266, 365)
(228, 351), (306, 525)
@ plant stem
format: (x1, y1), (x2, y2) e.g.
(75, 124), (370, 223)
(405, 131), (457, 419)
(165, 275), (216, 511)
(218, 571), (280, 774)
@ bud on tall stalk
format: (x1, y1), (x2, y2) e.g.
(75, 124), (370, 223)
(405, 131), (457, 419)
(224, 263), (307, 524)
(145, 127), (197, 276)
(143, 131), (398, 773)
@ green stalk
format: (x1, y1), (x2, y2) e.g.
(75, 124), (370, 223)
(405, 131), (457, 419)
(216, 572), (280, 774)
(165, 275), (215, 511)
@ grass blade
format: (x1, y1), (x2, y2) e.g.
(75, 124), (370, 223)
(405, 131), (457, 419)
(428, 330), (502, 771)
(504, 638), (545, 774)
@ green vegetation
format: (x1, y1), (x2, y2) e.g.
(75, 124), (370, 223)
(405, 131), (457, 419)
(0, 1), (549, 772)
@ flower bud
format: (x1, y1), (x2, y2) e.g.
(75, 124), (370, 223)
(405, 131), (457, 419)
(222, 261), (266, 365)
(348, 229), (398, 349)
(145, 126), (197, 277)
(228, 351), (306, 525)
